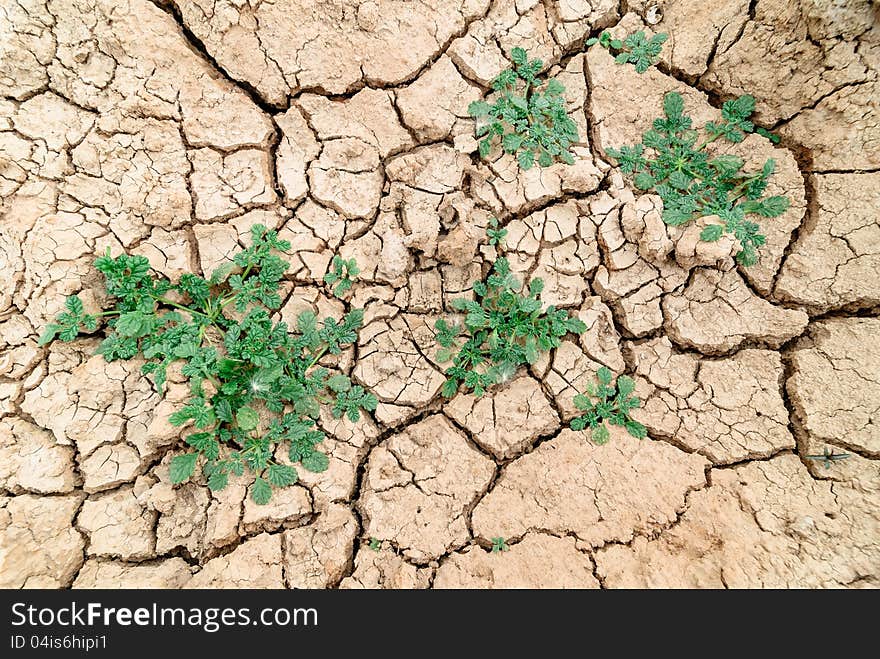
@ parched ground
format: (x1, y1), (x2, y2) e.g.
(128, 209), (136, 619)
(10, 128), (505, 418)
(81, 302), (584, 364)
(1, 0), (878, 589)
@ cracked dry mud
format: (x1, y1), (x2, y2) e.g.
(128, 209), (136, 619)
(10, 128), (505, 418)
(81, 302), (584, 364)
(1, 0), (878, 590)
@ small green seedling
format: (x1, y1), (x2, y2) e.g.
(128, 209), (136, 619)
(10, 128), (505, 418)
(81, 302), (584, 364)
(486, 217), (507, 247)
(436, 226), (587, 397)
(571, 367), (646, 444)
(586, 30), (668, 73)
(324, 255), (359, 298)
(368, 537), (382, 551)
(468, 46), (579, 170)
(41, 225), (377, 504)
(607, 91), (790, 266)
(491, 537), (510, 553)
(805, 446), (851, 469)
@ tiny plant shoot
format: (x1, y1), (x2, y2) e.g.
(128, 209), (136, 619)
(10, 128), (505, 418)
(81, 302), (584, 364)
(586, 29), (668, 73)
(571, 367), (646, 444)
(607, 91), (790, 266)
(324, 255), (359, 298)
(41, 225), (377, 504)
(435, 223), (587, 397)
(491, 537), (510, 553)
(805, 446), (850, 469)
(468, 46), (579, 170)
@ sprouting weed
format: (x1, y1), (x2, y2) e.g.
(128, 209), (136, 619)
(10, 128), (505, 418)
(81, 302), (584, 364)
(486, 217), (508, 247)
(570, 367), (646, 444)
(435, 225), (587, 398)
(607, 91), (790, 266)
(586, 30), (668, 73)
(41, 226), (377, 504)
(324, 254), (360, 298)
(468, 46), (579, 170)
(491, 537), (510, 553)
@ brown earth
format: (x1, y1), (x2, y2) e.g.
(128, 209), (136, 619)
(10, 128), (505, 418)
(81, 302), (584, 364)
(0, 0), (877, 589)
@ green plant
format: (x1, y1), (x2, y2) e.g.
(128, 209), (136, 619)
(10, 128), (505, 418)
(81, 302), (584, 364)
(570, 367), (646, 444)
(324, 255), (359, 298)
(468, 46), (579, 170)
(435, 227), (587, 397)
(368, 537), (382, 551)
(607, 91), (790, 266)
(586, 30), (668, 73)
(805, 446), (851, 469)
(490, 537), (510, 553)
(486, 217), (507, 247)
(40, 225), (377, 504)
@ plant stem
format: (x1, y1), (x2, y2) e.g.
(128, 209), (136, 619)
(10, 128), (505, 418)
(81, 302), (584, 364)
(305, 345), (329, 372)
(156, 297), (213, 320)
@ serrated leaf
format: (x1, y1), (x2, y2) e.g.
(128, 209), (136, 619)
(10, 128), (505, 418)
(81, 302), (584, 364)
(617, 375), (635, 397)
(251, 477), (272, 505)
(301, 451), (330, 473)
(267, 463), (298, 487)
(700, 224), (725, 242)
(592, 424), (610, 445)
(207, 469), (228, 491)
(625, 420), (647, 439)
(663, 92), (684, 120)
(236, 406), (260, 431)
(633, 172), (655, 190)
(326, 373), (351, 393)
(170, 453), (198, 484)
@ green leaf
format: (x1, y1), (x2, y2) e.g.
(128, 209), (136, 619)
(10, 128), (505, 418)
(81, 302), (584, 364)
(301, 451), (330, 473)
(517, 149), (535, 170)
(251, 477), (272, 505)
(510, 46), (527, 66)
(625, 420), (647, 439)
(753, 195), (789, 217)
(442, 379), (460, 398)
(115, 312), (148, 337)
(267, 463), (298, 487)
(597, 367), (613, 385)
(668, 170), (691, 190)
(592, 424), (610, 445)
(236, 406), (260, 431)
(326, 373), (351, 393)
(207, 468), (228, 492)
(468, 100), (491, 117)
(633, 172), (655, 190)
(170, 453), (198, 484)
(700, 224), (725, 242)
(663, 92), (684, 120)
(617, 375), (636, 397)
(38, 325), (60, 346)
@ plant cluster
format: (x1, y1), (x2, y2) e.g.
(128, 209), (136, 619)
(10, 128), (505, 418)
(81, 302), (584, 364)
(571, 367), (646, 444)
(586, 29), (668, 73)
(435, 224), (587, 398)
(41, 225), (377, 504)
(607, 91), (790, 266)
(468, 46), (579, 170)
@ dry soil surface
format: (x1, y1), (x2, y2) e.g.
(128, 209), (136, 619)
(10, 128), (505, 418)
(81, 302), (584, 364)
(1, 0), (878, 589)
